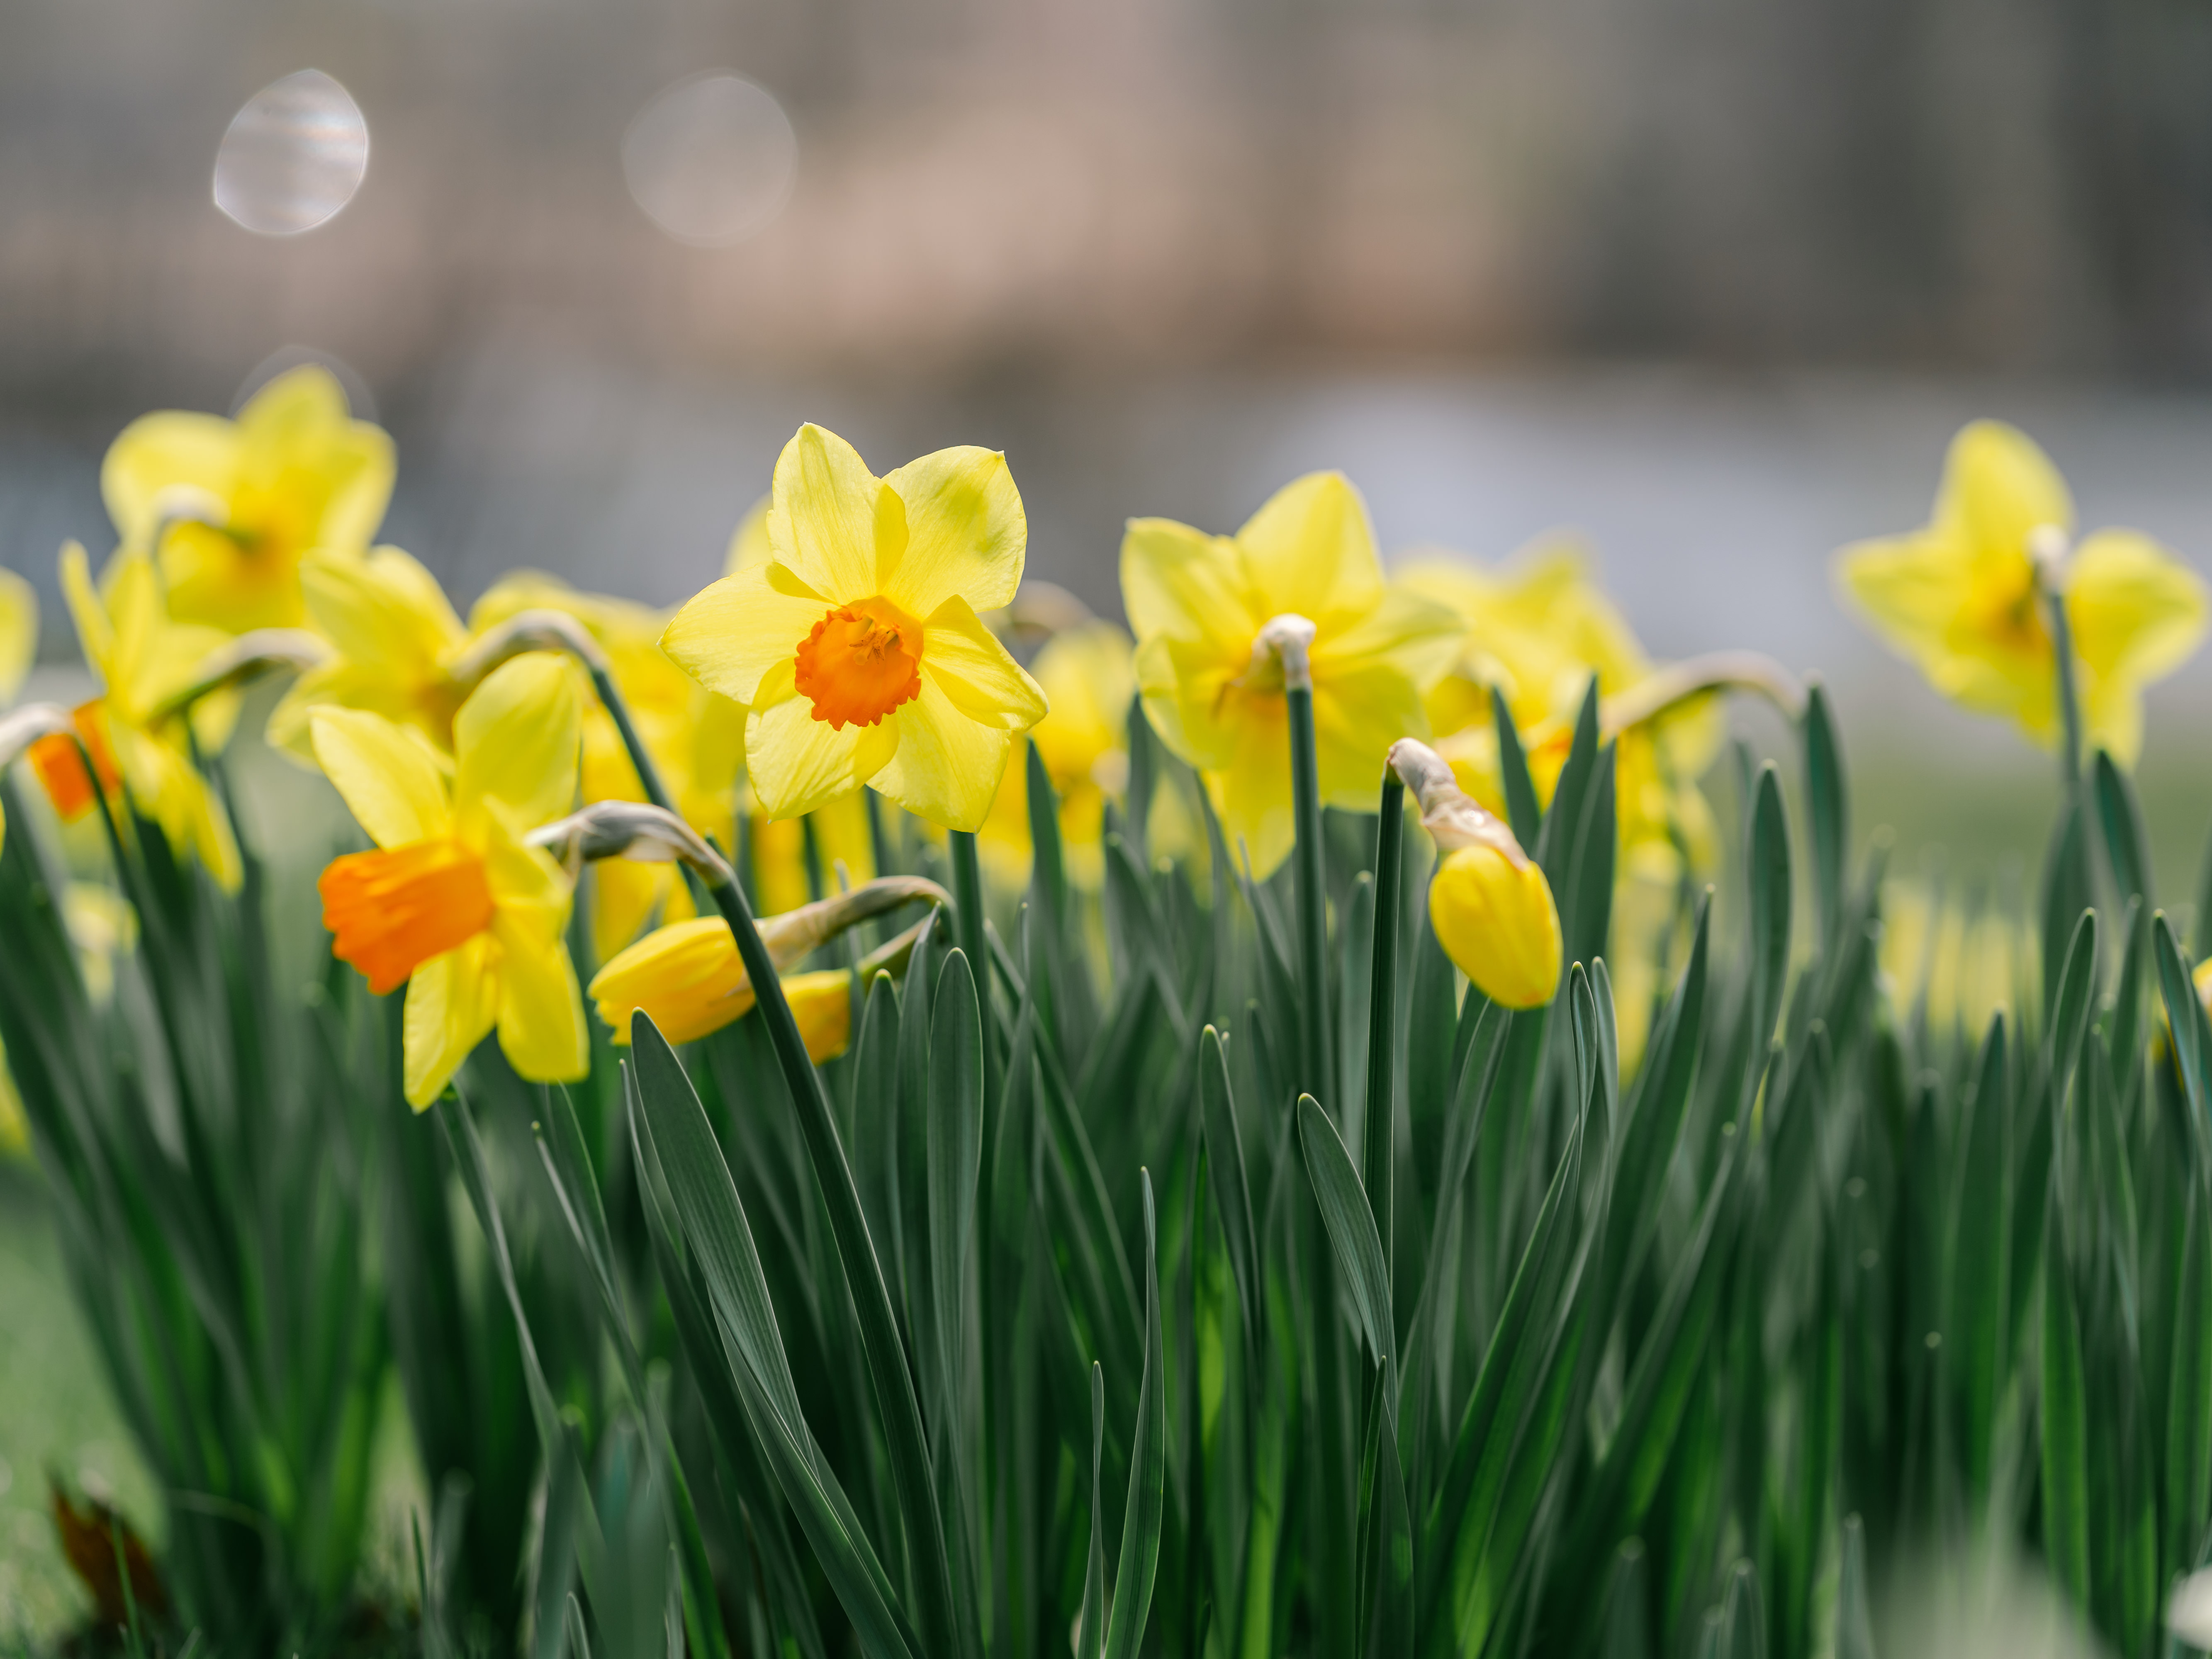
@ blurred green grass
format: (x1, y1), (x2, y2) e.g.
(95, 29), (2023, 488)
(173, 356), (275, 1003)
(0, 1165), (158, 1641)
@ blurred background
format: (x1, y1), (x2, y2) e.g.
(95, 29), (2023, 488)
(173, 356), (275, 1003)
(4, 0), (2212, 871)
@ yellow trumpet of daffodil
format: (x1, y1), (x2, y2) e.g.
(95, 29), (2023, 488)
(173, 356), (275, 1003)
(978, 620), (1136, 890)
(661, 424), (1048, 832)
(311, 654), (588, 1109)
(1389, 738), (1561, 1008)
(1120, 471), (1463, 878)
(1399, 544), (1725, 877)
(102, 365), (394, 634)
(1838, 420), (2208, 765)
(58, 545), (243, 889)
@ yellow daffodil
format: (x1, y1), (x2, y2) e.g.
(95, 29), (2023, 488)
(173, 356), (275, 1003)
(59, 545), (242, 889)
(102, 366), (394, 633)
(1838, 420), (2208, 765)
(469, 571), (752, 958)
(747, 790), (877, 915)
(1389, 739), (1560, 1008)
(590, 918), (854, 1060)
(1398, 544), (1725, 876)
(311, 654), (587, 1109)
(661, 424), (1048, 832)
(0, 567), (33, 704)
(266, 545), (470, 759)
(1121, 472), (1463, 878)
(978, 620), (1135, 890)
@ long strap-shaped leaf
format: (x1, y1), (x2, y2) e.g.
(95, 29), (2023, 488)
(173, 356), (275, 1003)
(628, 1012), (919, 1659)
(694, 873), (969, 1659)
(1104, 1169), (1167, 1659)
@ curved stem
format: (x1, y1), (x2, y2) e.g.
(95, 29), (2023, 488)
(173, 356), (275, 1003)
(1599, 651), (1806, 740)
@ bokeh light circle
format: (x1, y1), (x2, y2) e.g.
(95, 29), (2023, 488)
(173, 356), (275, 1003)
(622, 73), (797, 246)
(213, 69), (370, 236)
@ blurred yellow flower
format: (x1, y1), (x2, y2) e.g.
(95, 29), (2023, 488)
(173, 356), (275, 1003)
(311, 654), (587, 1109)
(470, 571), (750, 958)
(1390, 739), (1561, 1008)
(1838, 419), (2208, 765)
(1399, 545), (1724, 878)
(662, 424), (1047, 832)
(267, 545), (469, 761)
(589, 915), (852, 1060)
(978, 620), (1135, 890)
(102, 365), (394, 633)
(0, 567), (34, 704)
(1122, 472), (1462, 878)
(61, 545), (242, 889)
(747, 790), (877, 915)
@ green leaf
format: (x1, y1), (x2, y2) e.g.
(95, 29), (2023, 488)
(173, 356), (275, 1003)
(2093, 747), (2153, 913)
(2042, 798), (2095, 1024)
(924, 948), (984, 1447)
(1745, 764), (1792, 1082)
(1952, 1012), (2012, 1498)
(1836, 1515), (1874, 1659)
(1077, 1363), (1107, 1659)
(1494, 685), (1543, 851)
(1103, 1169), (1166, 1659)
(2043, 1179), (2093, 1612)
(2048, 910), (2098, 1092)
(627, 1014), (918, 1659)
(1200, 1024), (1263, 1363)
(1803, 681), (1849, 952)
(2169, 1180), (2212, 1585)
(1299, 1092), (1396, 1377)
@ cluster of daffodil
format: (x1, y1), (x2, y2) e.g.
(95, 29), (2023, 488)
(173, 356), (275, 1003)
(12, 374), (2210, 1117)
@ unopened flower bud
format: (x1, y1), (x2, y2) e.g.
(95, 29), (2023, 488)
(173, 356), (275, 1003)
(1389, 737), (1562, 1009)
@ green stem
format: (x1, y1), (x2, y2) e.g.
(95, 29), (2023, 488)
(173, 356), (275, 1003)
(696, 866), (965, 1659)
(1364, 772), (1404, 1273)
(589, 665), (675, 815)
(2041, 569), (2086, 799)
(1287, 686), (1331, 1113)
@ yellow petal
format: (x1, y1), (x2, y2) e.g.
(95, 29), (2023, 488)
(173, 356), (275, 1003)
(2069, 529), (2210, 766)
(1121, 517), (1254, 662)
(1935, 420), (2074, 554)
(873, 675), (1020, 833)
(881, 446), (1027, 617)
(161, 520), (304, 632)
(920, 598), (1048, 732)
(1207, 696), (1295, 881)
(591, 916), (752, 1045)
(661, 564), (830, 706)
(0, 566), (36, 703)
(745, 694), (899, 821)
(492, 909), (589, 1084)
(590, 856), (671, 961)
(454, 653), (580, 833)
(1311, 658), (1432, 810)
(101, 412), (239, 549)
(1029, 622), (1135, 774)
(1428, 845), (1562, 1009)
(311, 707), (455, 847)
(402, 935), (499, 1109)
(232, 365), (396, 555)
(305, 546), (465, 674)
(1836, 530), (1978, 667)
(60, 543), (114, 684)
(768, 424), (907, 603)
(1313, 584), (1466, 694)
(1234, 471), (1385, 630)
(785, 969), (855, 1063)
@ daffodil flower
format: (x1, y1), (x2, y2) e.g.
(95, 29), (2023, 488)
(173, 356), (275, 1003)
(311, 654), (587, 1109)
(102, 365), (394, 633)
(1389, 738), (1561, 1008)
(1121, 471), (1462, 878)
(1399, 545), (1725, 877)
(978, 620), (1136, 890)
(59, 545), (242, 889)
(662, 424), (1048, 832)
(1838, 420), (2209, 765)
(266, 545), (471, 760)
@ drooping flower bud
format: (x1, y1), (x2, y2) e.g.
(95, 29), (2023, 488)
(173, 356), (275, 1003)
(1389, 737), (1562, 1009)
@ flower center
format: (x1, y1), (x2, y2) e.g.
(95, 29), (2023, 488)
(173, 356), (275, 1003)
(793, 597), (923, 730)
(319, 838), (495, 995)
(28, 703), (121, 822)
